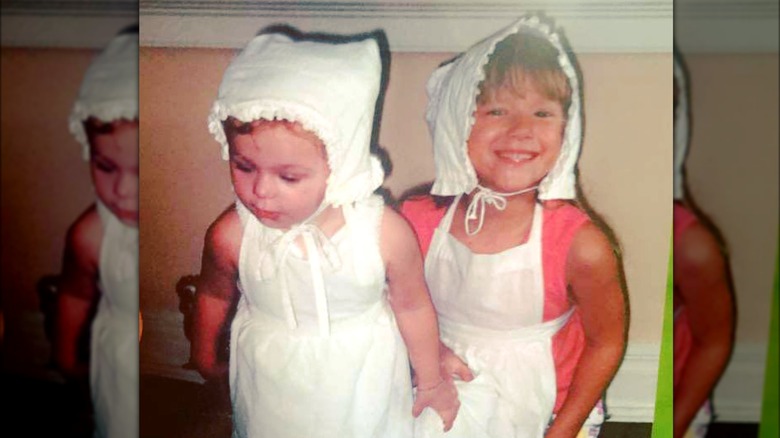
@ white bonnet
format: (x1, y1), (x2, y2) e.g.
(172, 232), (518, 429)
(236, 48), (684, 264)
(673, 49), (690, 200)
(69, 31), (139, 160)
(425, 15), (582, 200)
(207, 32), (385, 207)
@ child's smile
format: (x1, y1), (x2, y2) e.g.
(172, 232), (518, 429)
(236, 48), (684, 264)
(468, 76), (564, 193)
(494, 148), (540, 164)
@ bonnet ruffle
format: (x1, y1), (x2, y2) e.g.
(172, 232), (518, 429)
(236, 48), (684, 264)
(69, 33), (138, 160)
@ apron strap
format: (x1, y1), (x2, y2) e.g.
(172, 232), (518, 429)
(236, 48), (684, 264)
(439, 194), (462, 232)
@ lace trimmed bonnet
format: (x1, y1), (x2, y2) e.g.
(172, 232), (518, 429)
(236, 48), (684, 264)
(69, 32), (139, 160)
(673, 49), (691, 200)
(425, 15), (582, 200)
(207, 32), (385, 207)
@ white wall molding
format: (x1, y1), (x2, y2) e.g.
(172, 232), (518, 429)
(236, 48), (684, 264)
(675, 0), (779, 53)
(137, 0), (672, 53)
(711, 342), (768, 423)
(604, 342), (660, 423)
(3, 1), (775, 52)
(140, 309), (206, 383)
(1, 1), (137, 48)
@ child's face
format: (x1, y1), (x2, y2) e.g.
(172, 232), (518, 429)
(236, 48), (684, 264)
(86, 118), (139, 227)
(468, 75), (565, 193)
(227, 119), (330, 230)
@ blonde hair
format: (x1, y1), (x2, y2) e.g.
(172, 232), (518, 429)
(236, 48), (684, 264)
(478, 33), (571, 114)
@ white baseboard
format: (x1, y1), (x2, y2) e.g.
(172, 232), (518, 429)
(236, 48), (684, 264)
(604, 342), (660, 423)
(140, 310), (205, 384)
(711, 342), (767, 423)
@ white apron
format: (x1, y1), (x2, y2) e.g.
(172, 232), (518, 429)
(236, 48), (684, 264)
(229, 196), (413, 438)
(415, 196), (572, 438)
(91, 201), (139, 438)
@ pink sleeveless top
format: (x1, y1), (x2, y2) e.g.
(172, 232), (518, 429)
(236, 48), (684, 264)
(401, 196), (590, 412)
(673, 203), (699, 389)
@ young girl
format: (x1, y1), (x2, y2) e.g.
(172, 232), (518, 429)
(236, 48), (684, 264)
(400, 15), (627, 437)
(54, 28), (139, 438)
(672, 50), (735, 438)
(193, 31), (460, 437)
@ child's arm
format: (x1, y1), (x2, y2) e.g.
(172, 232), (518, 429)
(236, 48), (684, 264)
(546, 222), (627, 437)
(380, 207), (460, 431)
(673, 223), (734, 438)
(55, 206), (102, 378)
(399, 198), (475, 384)
(192, 207), (241, 381)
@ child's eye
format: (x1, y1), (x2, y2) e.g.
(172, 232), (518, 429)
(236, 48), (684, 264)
(94, 160), (116, 173)
(232, 161), (255, 173)
(280, 174), (301, 183)
(486, 108), (506, 116)
(535, 110), (552, 118)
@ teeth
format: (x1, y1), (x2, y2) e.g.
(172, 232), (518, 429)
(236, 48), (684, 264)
(498, 152), (534, 162)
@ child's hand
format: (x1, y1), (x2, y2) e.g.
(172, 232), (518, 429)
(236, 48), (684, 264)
(56, 357), (89, 380)
(412, 374), (460, 431)
(440, 343), (474, 382)
(195, 359), (228, 381)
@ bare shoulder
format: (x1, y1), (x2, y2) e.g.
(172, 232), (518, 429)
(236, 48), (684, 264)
(65, 204), (104, 270)
(566, 221), (626, 323)
(675, 222), (724, 276)
(204, 205), (243, 271)
(567, 222), (617, 272)
(379, 206), (421, 265)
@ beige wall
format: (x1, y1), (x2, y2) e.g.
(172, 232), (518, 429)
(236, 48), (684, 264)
(683, 54), (778, 343)
(1, 48), (96, 313)
(1, 48), (97, 373)
(140, 48), (672, 345)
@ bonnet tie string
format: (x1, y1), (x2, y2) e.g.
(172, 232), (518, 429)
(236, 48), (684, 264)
(114, 227), (138, 282)
(96, 200), (138, 282)
(258, 220), (341, 337)
(465, 184), (538, 236)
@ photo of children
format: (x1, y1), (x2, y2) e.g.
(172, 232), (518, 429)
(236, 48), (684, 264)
(138, 4), (671, 437)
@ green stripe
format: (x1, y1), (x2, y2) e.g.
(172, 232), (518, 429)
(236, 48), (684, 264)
(652, 235), (674, 437)
(759, 235), (779, 438)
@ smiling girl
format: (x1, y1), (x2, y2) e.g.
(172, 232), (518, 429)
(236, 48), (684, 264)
(401, 16), (627, 438)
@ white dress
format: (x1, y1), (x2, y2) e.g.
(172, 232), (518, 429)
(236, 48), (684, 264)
(91, 201), (139, 438)
(229, 195), (413, 438)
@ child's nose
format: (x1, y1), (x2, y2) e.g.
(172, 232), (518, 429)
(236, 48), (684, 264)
(509, 114), (533, 137)
(115, 172), (137, 198)
(253, 174), (277, 199)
